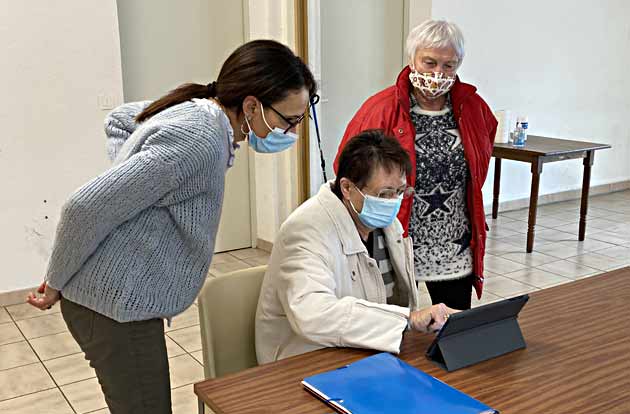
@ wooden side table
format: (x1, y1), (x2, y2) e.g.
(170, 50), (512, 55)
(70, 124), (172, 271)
(492, 135), (610, 252)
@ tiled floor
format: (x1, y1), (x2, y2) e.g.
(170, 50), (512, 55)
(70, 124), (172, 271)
(1, 190), (629, 413)
(0, 248), (271, 414)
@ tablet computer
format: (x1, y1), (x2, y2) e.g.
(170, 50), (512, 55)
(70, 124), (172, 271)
(426, 294), (529, 371)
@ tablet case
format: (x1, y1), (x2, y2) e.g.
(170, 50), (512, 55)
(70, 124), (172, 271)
(426, 294), (529, 372)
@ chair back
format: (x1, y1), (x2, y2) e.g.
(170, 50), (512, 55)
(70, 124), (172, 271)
(197, 265), (267, 378)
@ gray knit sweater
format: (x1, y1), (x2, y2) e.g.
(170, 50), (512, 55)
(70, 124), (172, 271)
(46, 99), (232, 322)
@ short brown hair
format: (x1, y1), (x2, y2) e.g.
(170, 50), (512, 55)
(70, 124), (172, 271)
(333, 130), (411, 199)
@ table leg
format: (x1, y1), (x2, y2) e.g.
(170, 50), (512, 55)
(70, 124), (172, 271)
(198, 397), (204, 414)
(492, 157), (502, 219)
(527, 159), (543, 253)
(579, 151), (594, 241)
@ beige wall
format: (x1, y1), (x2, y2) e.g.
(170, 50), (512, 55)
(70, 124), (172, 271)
(117, 0), (245, 101)
(118, 0), (299, 248)
(0, 1), (124, 293)
(404, 0), (432, 64)
(116, 0), (253, 252)
(0, 0), (295, 294)
(308, 0), (414, 192)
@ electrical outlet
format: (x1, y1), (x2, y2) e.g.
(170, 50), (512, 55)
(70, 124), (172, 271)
(97, 94), (115, 110)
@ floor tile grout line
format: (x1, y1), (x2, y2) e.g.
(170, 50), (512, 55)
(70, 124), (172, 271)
(32, 351), (85, 364)
(519, 242), (622, 260)
(25, 328), (79, 414)
(171, 383), (197, 391)
(534, 252), (616, 272)
(6, 305), (70, 342)
(45, 374), (99, 390)
(3, 315), (79, 414)
(165, 322), (201, 335)
(165, 322), (205, 391)
(499, 268), (575, 288)
(7, 308), (62, 323)
(486, 246), (607, 284)
(484, 274), (542, 291)
(0, 308), (29, 349)
(166, 342), (204, 391)
(0, 337), (29, 347)
(16, 329), (69, 342)
(0, 385), (59, 404)
(5, 310), (62, 323)
(166, 333), (202, 358)
(0, 360), (43, 373)
(185, 346), (204, 368)
(530, 263), (602, 278)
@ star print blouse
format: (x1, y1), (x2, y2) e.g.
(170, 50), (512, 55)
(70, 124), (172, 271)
(407, 93), (474, 282)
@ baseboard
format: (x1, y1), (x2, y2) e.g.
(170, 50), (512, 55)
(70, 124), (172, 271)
(256, 238), (274, 253)
(484, 180), (630, 213)
(0, 286), (37, 307)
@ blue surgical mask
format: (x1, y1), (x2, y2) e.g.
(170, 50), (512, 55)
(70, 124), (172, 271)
(245, 103), (297, 153)
(349, 185), (402, 229)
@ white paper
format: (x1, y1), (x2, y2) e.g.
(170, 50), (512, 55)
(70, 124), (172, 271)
(493, 110), (511, 144)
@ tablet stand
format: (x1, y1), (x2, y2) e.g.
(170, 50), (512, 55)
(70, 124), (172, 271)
(427, 315), (527, 371)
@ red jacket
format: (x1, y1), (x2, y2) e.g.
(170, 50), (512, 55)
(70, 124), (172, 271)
(333, 66), (497, 298)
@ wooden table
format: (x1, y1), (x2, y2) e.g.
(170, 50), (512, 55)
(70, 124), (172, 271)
(492, 135), (610, 252)
(194, 267), (630, 414)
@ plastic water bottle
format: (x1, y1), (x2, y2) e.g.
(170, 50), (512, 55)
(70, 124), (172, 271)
(517, 115), (528, 142)
(512, 121), (526, 147)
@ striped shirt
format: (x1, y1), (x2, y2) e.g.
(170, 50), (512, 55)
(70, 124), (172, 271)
(364, 228), (404, 306)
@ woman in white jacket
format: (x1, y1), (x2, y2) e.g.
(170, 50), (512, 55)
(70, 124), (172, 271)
(256, 130), (456, 363)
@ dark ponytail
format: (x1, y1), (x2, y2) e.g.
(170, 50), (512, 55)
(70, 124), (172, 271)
(135, 83), (210, 123)
(136, 40), (316, 123)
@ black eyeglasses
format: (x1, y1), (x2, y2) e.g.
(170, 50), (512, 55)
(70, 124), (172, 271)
(265, 94), (321, 133)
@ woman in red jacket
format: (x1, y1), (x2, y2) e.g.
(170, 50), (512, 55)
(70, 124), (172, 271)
(334, 20), (497, 309)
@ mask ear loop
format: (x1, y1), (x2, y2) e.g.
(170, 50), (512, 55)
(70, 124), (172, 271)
(259, 103), (275, 132)
(347, 183), (366, 216)
(241, 115), (252, 139)
(348, 198), (361, 216)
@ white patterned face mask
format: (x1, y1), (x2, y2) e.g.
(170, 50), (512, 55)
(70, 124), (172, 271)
(409, 69), (455, 99)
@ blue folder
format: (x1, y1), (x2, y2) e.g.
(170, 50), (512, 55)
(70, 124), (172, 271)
(302, 353), (497, 414)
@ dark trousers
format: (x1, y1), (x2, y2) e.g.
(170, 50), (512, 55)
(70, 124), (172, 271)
(425, 274), (473, 310)
(60, 297), (172, 414)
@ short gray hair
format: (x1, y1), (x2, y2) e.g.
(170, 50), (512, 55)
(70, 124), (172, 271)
(406, 20), (465, 66)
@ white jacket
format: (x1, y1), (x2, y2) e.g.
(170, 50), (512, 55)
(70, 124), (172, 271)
(255, 183), (420, 364)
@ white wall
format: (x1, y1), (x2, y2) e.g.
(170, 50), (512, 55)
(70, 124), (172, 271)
(0, 1), (124, 293)
(432, 0), (630, 207)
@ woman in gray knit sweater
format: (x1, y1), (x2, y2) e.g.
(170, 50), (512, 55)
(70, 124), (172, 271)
(26, 39), (317, 414)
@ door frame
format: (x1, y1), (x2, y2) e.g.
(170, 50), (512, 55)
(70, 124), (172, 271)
(242, 0), (259, 249)
(297, 0), (430, 201)
(294, 0), (311, 204)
